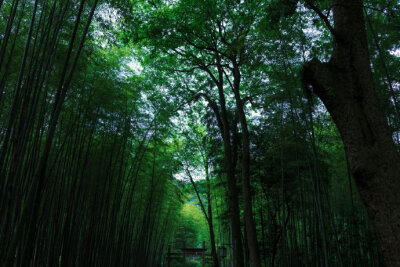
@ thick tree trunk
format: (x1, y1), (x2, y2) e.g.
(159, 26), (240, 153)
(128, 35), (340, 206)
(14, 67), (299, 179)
(303, 1), (400, 266)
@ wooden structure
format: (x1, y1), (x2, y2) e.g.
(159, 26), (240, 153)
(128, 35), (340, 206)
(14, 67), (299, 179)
(167, 241), (212, 267)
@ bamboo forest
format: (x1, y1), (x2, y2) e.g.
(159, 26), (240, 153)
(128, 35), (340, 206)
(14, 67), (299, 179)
(1, 0), (400, 266)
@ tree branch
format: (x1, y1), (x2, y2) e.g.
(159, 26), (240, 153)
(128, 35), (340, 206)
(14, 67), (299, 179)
(302, 58), (337, 105)
(185, 166), (210, 222)
(304, 0), (341, 41)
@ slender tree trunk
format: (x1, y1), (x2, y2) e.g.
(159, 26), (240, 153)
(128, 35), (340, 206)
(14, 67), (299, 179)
(303, 1), (400, 265)
(187, 165), (219, 267)
(221, 115), (244, 267)
(232, 63), (261, 267)
(5, 1), (98, 264)
(200, 62), (244, 267)
(205, 160), (220, 267)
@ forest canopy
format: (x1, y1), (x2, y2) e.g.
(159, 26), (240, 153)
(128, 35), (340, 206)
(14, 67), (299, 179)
(0, 0), (399, 266)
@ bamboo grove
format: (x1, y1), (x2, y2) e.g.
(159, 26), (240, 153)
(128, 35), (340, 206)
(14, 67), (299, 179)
(0, 0), (399, 266)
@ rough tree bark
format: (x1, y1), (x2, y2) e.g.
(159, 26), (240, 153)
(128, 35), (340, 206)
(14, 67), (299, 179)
(302, 1), (400, 266)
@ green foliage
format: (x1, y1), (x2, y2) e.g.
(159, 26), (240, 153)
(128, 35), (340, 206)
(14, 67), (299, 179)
(1, 0), (398, 266)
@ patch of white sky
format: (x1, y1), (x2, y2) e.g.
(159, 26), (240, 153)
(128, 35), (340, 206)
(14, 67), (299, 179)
(94, 4), (120, 45)
(172, 108), (207, 182)
(95, 4), (146, 78)
(390, 48), (400, 57)
(127, 58), (143, 74)
(97, 3), (119, 22)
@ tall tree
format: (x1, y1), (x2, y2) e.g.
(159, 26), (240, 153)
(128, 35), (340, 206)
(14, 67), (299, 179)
(303, 0), (400, 265)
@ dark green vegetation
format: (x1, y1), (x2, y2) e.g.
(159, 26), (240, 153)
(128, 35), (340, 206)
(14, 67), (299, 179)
(0, 0), (399, 266)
